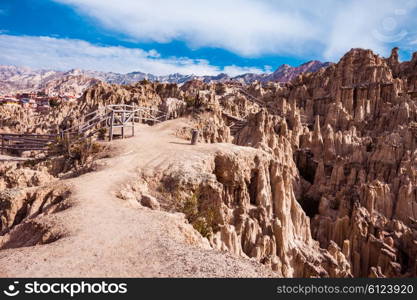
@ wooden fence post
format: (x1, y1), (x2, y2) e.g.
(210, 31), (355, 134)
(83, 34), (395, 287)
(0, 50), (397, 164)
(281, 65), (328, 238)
(131, 111), (135, 137)
(121, 110), (125, 139)
(109, 111), (114, 141)
(191, 129), (199, 145)
(65, 132), (70, 155)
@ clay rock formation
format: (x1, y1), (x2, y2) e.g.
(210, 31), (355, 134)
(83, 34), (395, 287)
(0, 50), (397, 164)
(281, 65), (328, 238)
(0, 163), (54, 190)
(135, 135), (351, 277)
(237, 47), (417, 277)
(0, 160), (71, 251)
(1, 47), (417, 278)
(0, 184), (70, 234)
(153, 47), (417, 277)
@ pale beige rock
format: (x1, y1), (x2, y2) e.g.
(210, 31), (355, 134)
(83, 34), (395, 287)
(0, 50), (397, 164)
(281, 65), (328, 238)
(2, 47), (417, 278)
(141, 194), (160, 210)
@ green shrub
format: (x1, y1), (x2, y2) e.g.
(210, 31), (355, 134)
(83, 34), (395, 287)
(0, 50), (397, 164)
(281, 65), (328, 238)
(139, 79), (150, 85)
(192, 217), (212, 238)
(49, 98), (60, 107)
(179, 190), (216, 238)
(215, 83), (226, 95)
(184, 95), (197, 108)
(98, 127), (108, 140)
(50, 134), (105, 173)
(181, 191), (199, 222)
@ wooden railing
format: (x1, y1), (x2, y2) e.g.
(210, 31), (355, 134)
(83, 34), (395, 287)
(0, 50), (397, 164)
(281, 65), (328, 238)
(238, 88), (265, 107)
(0, 104), (168, 155)
(222, 89), (264, 136)
(105, 105), (167, 140)
(0, 133), (57, 154)
(222, 112), (248, 136)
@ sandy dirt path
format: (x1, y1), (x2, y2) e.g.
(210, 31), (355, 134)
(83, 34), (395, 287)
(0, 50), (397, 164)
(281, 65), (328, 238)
(0, 119), (273, 277)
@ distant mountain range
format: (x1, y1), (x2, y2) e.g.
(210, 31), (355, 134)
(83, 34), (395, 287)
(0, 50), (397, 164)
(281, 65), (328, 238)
(0, 60), (331, 96)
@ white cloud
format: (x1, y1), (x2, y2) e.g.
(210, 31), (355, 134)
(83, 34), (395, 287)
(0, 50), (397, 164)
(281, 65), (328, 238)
(54, 0), (317, 57)
(321, 0), (417, 60)
(54, 0), (417, 60)
(0, 34), (266, 75)
(223, 65), (265, 76)
(2, 1), (417, 75)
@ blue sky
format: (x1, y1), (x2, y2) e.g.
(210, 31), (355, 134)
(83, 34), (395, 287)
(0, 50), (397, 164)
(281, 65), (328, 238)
(0, 0), (417, 75)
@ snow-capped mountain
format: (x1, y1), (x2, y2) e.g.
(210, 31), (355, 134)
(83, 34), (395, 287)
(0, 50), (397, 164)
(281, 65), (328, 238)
(0, 60), (331, 96)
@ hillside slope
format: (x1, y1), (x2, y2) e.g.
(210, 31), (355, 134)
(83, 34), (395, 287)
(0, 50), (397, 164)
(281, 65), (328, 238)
(0, 120), (274, 277)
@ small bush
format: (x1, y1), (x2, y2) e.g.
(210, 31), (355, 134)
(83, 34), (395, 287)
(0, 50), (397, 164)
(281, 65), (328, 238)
(181, 191), (199, 221)
(192, 217), (212, 238)
(49, 99), (60, 107)
(215, 83), (226, 95)
(139, 79), (150, 85)
(69, 138), (103, 166)
(50, 134), (105, 173)
(98, 127), (108, 140)
(184, 94), (204, 109)
(179, 190), (216, 238)
(184, 95), (197, 108)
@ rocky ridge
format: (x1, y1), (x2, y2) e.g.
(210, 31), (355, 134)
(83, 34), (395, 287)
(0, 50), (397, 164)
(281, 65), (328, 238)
(0, 60), (330, 96)
(230, 47), (417, 277)
(1, 47), (416, 277)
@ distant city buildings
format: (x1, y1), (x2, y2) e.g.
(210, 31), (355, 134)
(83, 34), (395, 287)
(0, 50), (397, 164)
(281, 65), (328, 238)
(0, 91), (77, 111)
(0, 97), (20, 106)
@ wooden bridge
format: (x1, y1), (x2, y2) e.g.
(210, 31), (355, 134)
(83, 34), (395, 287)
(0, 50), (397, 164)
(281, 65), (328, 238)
(0, 133), (57, 154)
(222, 112), (248, 136)
(225, 88), (314, 136)
(106, 104), (167, 140)
(0, 104), (167, 154)
(238, 88), (266, 107)
(223, 88), (265, 136)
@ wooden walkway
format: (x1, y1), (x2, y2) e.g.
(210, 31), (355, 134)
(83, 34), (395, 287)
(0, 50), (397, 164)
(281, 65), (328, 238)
(105, 104), (167, 140)
(0, 104), (167, 155)
(0, 133), (56, 153)
(223, 88), (265, 136)
(222, 112), (247, 136)
(238, 88), (266, 107)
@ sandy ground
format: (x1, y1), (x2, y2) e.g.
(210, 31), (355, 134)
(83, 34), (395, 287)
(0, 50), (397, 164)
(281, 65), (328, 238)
(0, 119), (273, 277)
